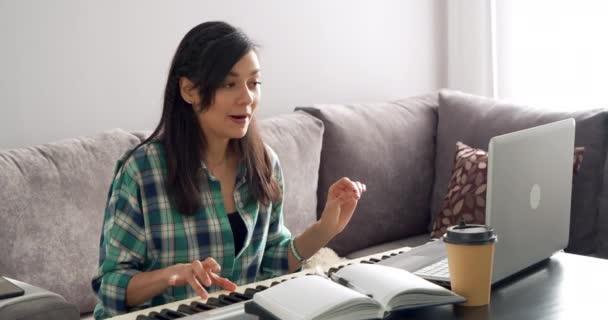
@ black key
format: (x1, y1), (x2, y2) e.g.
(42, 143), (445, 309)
(244, 287), (258, 294)
(270, 281), (281, 286)
(256, 285), (268, 291)
(305, 273), (314, 276)
(243, 288), (258, 298)
(136, 315), (154, 320)
(229, 291), (251, 301)
(190, 301), (217, 311)
(361, 260), (374, 264)
(219, 294), (241, 304)
(390, 253), (398, 256)
(328, 267), (339, 275)
(176, 305), (197, 315)
(148, 312), (171, 320)
(206, 297), (229, 307)
(160, 309), (186, 319)
(381, 255), (391, 260)
(398, 251), (405, 254)
(369, 258), (381, 263)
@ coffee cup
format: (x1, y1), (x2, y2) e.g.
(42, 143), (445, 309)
(443, 220), (497, 307)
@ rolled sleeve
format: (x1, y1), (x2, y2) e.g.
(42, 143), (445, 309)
(92, 162), (147, 319)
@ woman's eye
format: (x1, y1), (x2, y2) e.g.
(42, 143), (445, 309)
(250, 81), (262, 87)
(222, 82), (235, 88)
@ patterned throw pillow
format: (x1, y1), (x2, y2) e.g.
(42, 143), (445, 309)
(430, 142), (585, 238)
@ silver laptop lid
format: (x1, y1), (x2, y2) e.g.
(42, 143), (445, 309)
(486, 118), (575, 283)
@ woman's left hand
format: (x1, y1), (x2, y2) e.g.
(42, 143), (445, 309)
(319, 177), (366, 238)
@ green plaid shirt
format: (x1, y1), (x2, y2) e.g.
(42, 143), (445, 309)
(91, 141), (292, 319)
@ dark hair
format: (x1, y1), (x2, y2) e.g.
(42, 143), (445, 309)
(127, 21), (281, 215)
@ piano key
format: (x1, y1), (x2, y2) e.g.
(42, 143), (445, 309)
(381, 255), (391, 260)
(218, 294), (241, 304)
(228, 291), (251, 301)
(147, 311), (171, 320)
(160, 309), (186, 319)
(369, 258), (381, 263)
(243, 287), (258, 298)
(205, 297), (229, 307)
(179, 301), (254, 320)
(255, 285), (268, 291)
(190, 301), (216, 311)
(361, 260), (374, 264)
(136, 315), (154, 320)
(270, 281), (281, 286)
(176, 305), (197, 315)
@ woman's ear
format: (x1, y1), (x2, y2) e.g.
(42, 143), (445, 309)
(179, 77), (199, 106)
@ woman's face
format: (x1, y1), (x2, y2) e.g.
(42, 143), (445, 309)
(196, 50), (261, 143)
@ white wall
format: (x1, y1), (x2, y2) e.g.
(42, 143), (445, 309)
(494, 0), (608, 109)
(0, 0), (446, 149)
(445, 0), (495, 98)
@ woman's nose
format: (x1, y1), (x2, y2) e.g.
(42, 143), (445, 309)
(237, 85), (255, 105)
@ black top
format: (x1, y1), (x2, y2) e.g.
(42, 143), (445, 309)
(227, 212), (246, 254)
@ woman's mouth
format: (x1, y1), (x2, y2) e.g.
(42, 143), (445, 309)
(229, 115), (249, 124)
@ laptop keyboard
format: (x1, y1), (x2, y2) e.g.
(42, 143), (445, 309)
(414, 258), (450, 279)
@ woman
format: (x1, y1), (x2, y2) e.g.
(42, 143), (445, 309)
(92, 21), (365, 319)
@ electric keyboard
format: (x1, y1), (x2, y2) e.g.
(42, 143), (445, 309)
(109, 247), (410, 320)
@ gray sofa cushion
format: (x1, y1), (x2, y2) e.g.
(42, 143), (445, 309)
(297, 93), (439, 256)
(0, 129), (141, 314)
(431, 90), (608, 255)
(259, 112), (324, 236)
(599, 159), (608, 258)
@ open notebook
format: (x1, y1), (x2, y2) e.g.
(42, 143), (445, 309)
(244, 263), (464, 320)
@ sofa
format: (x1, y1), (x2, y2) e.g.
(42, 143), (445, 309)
(1, 89), (607, 319)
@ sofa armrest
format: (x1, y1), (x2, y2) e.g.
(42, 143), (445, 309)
(0, 278), (79, 320)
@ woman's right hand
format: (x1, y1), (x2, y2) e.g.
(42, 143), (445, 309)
(165, 257), (238, 298)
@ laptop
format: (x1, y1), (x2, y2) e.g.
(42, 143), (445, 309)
(379, 118), (576, 285)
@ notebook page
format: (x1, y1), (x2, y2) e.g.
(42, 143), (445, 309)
(335, 263), (452, 307)
(253, 275), (377, 320)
